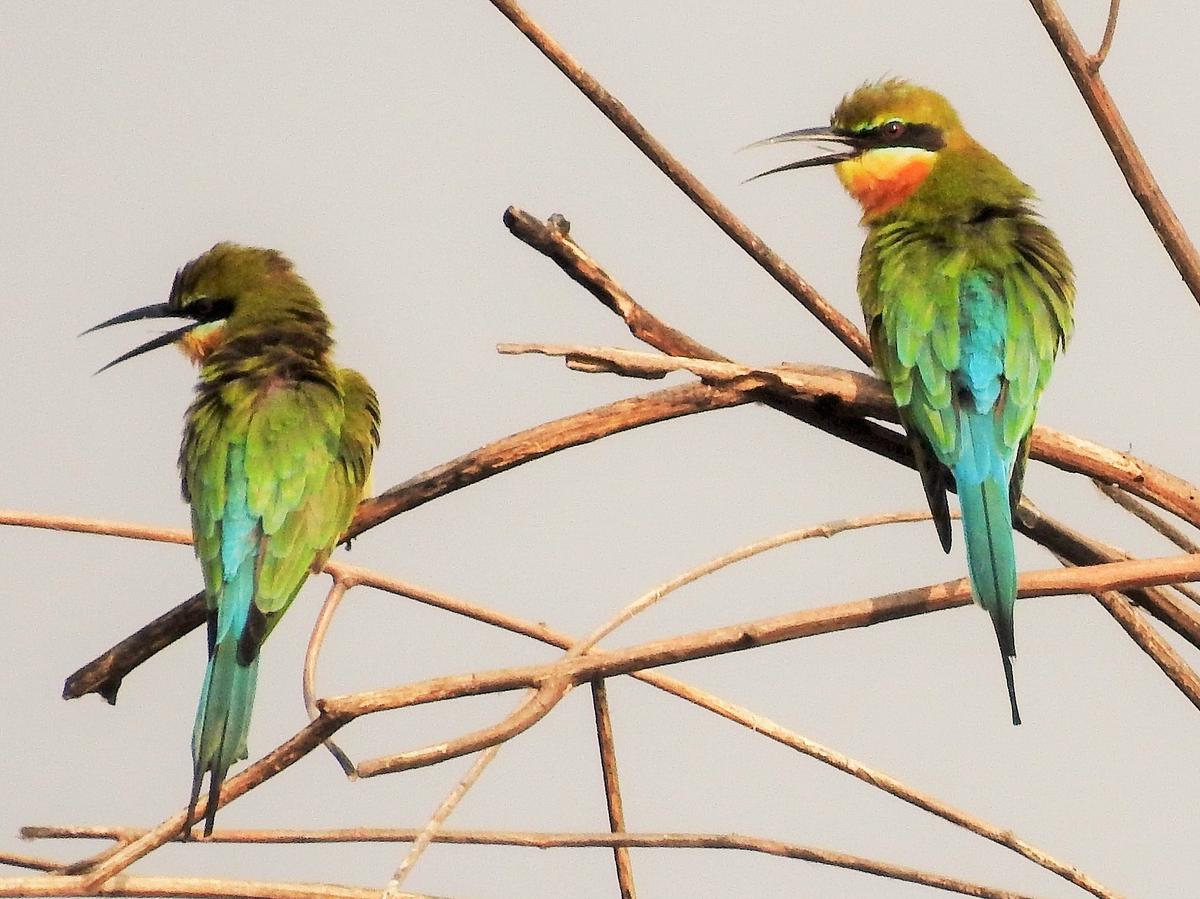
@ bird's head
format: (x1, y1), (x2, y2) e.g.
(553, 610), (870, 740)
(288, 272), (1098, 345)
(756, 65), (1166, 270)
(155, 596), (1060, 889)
(85, 242), (329, 372)
(749, 79), (966, 220)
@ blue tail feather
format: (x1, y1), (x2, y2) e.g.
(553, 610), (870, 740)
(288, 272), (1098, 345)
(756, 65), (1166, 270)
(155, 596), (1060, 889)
(187, 637), (260, 835)
(954, 410), (1021, 725)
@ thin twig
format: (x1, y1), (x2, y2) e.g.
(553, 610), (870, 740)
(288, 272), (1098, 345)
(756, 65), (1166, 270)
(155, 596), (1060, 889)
(303, 574), (356, 777)
(1091, 0), (1121, 70)
(68, 530), (1152, 892)
(1016, 499), (1200, 647)
(382, 748), (501, 897)
(1029, 0), (1200, 304)
(1052, 552), (1200, 707)
(1094, 480), (1200, 554)
(350, 512), (944, 776)
(19, 828), (1046, 899)
(0, 852), (59, 873)
(591, 681), (636, 899)
(0, 874), (436, 899)
(503, 205), (910, 467)
(487, 0), (873, 364)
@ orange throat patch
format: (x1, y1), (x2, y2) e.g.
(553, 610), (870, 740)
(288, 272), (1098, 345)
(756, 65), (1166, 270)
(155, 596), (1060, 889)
(179, 321), (226, 364)
(835, 148), (936, 219)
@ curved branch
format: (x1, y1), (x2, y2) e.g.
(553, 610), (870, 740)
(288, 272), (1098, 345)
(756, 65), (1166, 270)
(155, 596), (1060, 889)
(499, 342), (1200, 531)
(488, 3), (872, 363)
(1029, 0), (1200, 304)
(51, 381), (749, 703)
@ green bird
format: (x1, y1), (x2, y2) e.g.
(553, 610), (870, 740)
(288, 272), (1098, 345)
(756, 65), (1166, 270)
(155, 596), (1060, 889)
(751, 80), (1074, 723)
(87, 242), (380, 832)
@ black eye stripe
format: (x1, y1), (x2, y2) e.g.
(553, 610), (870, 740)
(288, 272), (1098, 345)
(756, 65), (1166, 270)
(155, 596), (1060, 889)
(858, 121), (945, 152)
(187, 296), (235, 322)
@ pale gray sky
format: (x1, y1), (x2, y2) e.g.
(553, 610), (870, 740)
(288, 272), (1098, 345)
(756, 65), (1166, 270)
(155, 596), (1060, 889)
(4, 2), (1199, 897)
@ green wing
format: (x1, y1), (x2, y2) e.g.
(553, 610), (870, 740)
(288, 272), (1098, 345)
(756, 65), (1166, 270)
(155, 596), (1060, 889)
(182, 368), (380, 641)
(252, 370), (380, 633)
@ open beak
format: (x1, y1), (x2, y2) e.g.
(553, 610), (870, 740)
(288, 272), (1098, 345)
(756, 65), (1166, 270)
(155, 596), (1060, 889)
(83, 302), (201, 373)
(745, 125), (863, 182)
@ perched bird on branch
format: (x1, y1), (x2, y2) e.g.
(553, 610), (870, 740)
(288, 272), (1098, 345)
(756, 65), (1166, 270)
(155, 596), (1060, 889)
(87, 243), (380, 832)
(750, 80), (1074, 723)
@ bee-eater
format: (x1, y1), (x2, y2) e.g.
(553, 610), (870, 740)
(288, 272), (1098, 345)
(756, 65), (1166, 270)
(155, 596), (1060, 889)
(751, 80), (1074, 723)
(87, 243), (380, 832)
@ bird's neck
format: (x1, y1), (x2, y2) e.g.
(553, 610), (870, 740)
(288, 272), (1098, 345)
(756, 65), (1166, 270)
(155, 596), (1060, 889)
(860, 140), (1033, 228)
(197, 313), (336, 388)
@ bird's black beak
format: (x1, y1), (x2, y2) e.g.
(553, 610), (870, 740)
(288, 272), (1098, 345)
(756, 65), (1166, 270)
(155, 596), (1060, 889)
(745, 126), (864, 182)
(83, 302), (201, 373)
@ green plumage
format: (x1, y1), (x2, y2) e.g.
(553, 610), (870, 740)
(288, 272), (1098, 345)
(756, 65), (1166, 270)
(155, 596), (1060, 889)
(749, 80), (1076, 720)
(844, 82), (1074, 721)
(176, 244), (380, 834)
(88, 242), (379, 836)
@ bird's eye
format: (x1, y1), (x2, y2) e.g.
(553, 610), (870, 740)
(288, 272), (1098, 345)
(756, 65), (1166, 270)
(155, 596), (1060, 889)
(881, 119), (907, 140)
(187, 296), (234, 321)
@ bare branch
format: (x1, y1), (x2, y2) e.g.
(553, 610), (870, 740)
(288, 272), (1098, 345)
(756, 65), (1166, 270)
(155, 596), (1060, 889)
(498, 341), (1200, 531)
(591, 681), (637, 899)
(303, 574), (356, 777)
(324, 551), (1200, 723)
(20, 828), (1052, 899)
(382, 748), (501, 896)
(31, 516), (1120, 896)
(0, 852), (59, 873)
(53, 382), (749, 702)
(0, 873), (436, 899)
(487, 4), (873, 364)
(1095, 481), (1200, 554)
(1029, 0), (1200, 304)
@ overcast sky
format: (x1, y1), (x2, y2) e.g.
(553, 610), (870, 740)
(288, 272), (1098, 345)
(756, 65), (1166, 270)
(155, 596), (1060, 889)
(4, 3), (1199, 897)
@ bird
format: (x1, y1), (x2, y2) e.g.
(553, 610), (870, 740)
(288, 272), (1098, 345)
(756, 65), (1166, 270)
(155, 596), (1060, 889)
(749, 80), (1074, 723)
(86, 242), (380, 833)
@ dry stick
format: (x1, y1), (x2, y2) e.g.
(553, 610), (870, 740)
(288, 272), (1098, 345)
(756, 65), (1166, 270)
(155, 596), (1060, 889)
(1051, 551), (1200, 703)
(1094, 481), (1200, 554)
(323, 552), (1200, 723)
(0, 852), (59, 874)
(486, 0), (873, 364)
(54, 382), (751, 703)
(4, 520), (1188, 895)
(1085, 484), (1200, 612)
(1016, 500), (1200, 649)
(1029, 0), (1200, 303)
(591, 681), (637, 899)
(503, 208), (1200, 534)
(1091, 0), (1121, 69)
(502, 206), (911, 469)
(353, 512), (942, 778)
(303, 574), (356, 777)
(19, 831), (1040, 899)
(48, 521), (1121, 897)
(382, 748), (501, 897)
(0, 875), (437, 899)
(493, 341), (1200, 532)
(498, 212), (1200, 660)
(74, 541), (1159, 894)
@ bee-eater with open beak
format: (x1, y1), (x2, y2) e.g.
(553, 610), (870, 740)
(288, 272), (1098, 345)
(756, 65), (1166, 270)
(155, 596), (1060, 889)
(751, 80), (1074, 723)
(87, 243), (380, 832)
